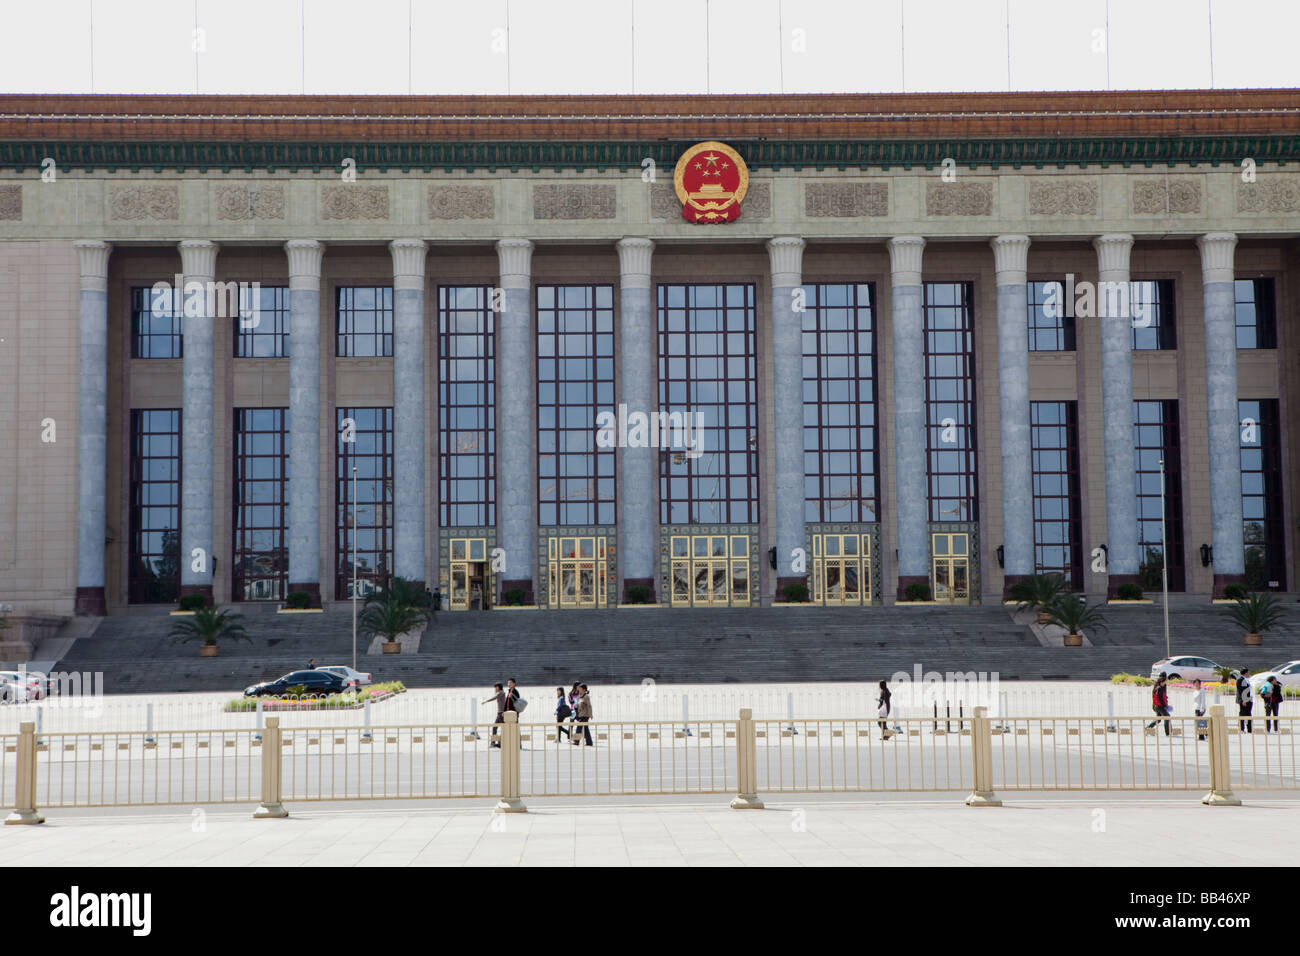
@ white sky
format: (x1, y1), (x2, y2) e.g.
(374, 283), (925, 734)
(0, 0), (1296, 96)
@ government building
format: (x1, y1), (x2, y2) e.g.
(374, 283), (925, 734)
(1, 90), (1297, 626)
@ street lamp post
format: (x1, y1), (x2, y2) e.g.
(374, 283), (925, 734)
(352, 464), (358, 673)
(1159, 457), (1171, 660)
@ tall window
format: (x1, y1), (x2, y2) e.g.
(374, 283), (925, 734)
(1131, 279), (1176, 351)
(336, 286), (393, 357)
(537, 285), (616, 525)
(1030, 401), (1083, 585)
(336, 407), (393, 599)
(1134, 400), (1184, 591)
(1027, 280), (1076, 352)
(234, 285), (290, 357)
(802, 283), (878, 523)
(923, 282), (979, 523)
(128, 409), (181, 603)
(439, 286), (495, 527)
(131, 286), (183, 359)
(232, 408), (288, 601)
(658, 283), (758, 524)
(1240, 399), (1285, 589)
(1235, 278), (1277, 350)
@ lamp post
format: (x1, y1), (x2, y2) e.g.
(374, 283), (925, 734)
(351, 464), (358, 673)
(1159, 457), (1170, 660)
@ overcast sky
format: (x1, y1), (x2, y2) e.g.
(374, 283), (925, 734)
(0, 0), (1296, 96)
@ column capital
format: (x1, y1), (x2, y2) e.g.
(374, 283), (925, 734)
(496, 238), (534, 290)
(887, 236), (926, 285)
(1196, 232), (1238, 285)
(285, 239), (325, 288)
(990, 235), (1031, 285)
(766, 236), (806, 287)
(1092, 234), (1134, 283)
(388, 239), (428, 291)
(73, 240), (112, 292)
(178, 239), (219, 279)
(615, 237), (655, 289)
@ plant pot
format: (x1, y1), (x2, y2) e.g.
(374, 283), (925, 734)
(382, 641), (401, 654)
(1036, 611), (1053, 625)
(1063, 632), (1083, 647)
(1244, 632), (1262, 646)
(199, 644), (219, 657)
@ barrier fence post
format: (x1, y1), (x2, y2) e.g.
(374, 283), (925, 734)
(253, 716), (288, 818)
(730, 708), (764, 809)
(496, 711), (527, 813)
(1201, 704), (1241, 806)
(965, 706), (1001, 807)
(5, 721), (44, 825)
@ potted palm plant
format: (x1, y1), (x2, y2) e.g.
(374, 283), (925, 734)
(1045, 595), (1108, 647)
(169, 607), (249, 657)
(1226, 592), (1284, 646)
(1009, 573), (1068, 624)
(360, 591), (428, 654)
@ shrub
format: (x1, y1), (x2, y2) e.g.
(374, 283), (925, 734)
(1116, 583), (1143, 600)
(178, 593), (209, 612)
(625, 584), (653, 604)
(781, 583), (810, 603)
(285, 591), (311, 609)
(1226, 592), (1285, 634)
(1222, 584), (1247, 601)
(170, 607), (248, 647)
(503, 588), (526, 606)
(1046, 595), (1108, 638)
(1008, 573), (1068, 613)
(903, 583), (931, 602)
(1110, 672), (1154, 686)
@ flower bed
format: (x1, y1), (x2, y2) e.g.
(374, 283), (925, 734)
(224, 681), (406, 712)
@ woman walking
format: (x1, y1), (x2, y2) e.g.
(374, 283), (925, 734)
(876, 679), (893, 739)
(1263, 675), (1283, 733)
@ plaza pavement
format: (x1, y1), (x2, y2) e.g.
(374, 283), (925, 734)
(5, 792), (1297, 867)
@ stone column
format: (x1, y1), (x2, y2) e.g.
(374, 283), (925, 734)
(991, 235), (1033, 598)
(495, 239), (536, 603)
(179, 240), (219, 604)
(1197, 232), (1245, 595)
(767, 237), (807, 600)
(390, 239), (428, 587)
(888, 236), (929, 600)
(615, 238), (656, 602)
(286, 240), (325, 607)
(74, 241), (112, 616)
(1094, 234), (1139, 597)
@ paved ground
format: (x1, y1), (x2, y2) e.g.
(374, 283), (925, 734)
(8, 792), (1298, 866)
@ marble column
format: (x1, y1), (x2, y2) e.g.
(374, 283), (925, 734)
(286, 240), (325, 607)
(767, 237), (807, 600)
(991, 235), (1034, 598)
(888, 236), (929, 600)
(1197, 232), (1246, 595)
(1094, 233), (1139, 597)
(390, 239), (428, 586)
(615, 238), (656, 601)
(495, 239), (536, 603)
(74, 240), (112, 615)
(179, 240), (218, 604)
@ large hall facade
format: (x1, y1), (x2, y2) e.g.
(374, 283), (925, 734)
(1, 91), (1298, 620)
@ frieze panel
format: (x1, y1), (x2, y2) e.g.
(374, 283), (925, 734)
(532, 183), (616, 220)
(1236, 178), (1300, 213)
(320, 184), (390, 220)
(214, 183), (286, 221)
(805, 182), (888, 218)
(427, 184), (495, 220)
(109, 184), (180, 221)
(0, 185), (20, 220)
(1027, 179), (1098, 216)
(925, 180), (993, 216)
(1132, 177), (1201, 215)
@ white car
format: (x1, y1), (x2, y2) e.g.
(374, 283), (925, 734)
(0, 670), (44, 702)
(1149, 656), (1227, 682)
(1248, 661), (1300, 693)
(315, 665), (372, 691)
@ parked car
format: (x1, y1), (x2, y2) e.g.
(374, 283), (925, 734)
(315, 665), (372, 690)
(244, 670), (346, 698)
(1149, 656), (1227, 682)
(0, 670), (45, 702)
(1249, 661), (1300, 692)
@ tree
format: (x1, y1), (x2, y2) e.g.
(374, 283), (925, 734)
(169, 607), (249, 647)
(1045, 595), (1108, 640)
(360, 592), (427, 644)
(1009, 573), (1069, 617)
(1226, 592), (1284, 635)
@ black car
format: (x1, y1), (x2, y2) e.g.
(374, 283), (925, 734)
(244, 670), (346, 698)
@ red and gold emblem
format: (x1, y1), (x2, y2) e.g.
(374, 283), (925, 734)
(674, 141), (748, 224)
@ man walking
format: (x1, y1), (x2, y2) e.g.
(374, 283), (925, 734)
(1262, 674), (1282, 733)
(1193, 679), (1208, 741)
(1146, 674), (1171, 736)
(482, 682), (508, 748)
(573, 683), (594, 747)
(554, 686), (572, 742)
(1237, 668), (1253, 734)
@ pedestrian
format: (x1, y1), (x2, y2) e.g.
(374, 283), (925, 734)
(482, 682), (506, 748)
(1146, 674), (1171, 736)
(1263, 674), (1282, 733)
(876, 679), (893, 739)
(554, 686), (572, 741)
(568, 681), (581, 738)
(573, 683), (593, 746)
(1193, 679), (1207, 740)
(1237, 668), (1253, 734)
(308, 658), (316, 669)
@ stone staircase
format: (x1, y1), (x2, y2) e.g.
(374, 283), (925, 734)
(50, 600), (1300, 695)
